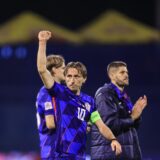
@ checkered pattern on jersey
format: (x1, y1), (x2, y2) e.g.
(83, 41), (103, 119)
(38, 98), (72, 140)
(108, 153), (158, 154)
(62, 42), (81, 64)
(49, 82), (96, 157)
(36, 86), (57, 158)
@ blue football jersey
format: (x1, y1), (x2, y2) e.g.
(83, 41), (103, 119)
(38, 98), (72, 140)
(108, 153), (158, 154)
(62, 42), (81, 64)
(36, 86), (57, 158)
(48, 82), (97, 159)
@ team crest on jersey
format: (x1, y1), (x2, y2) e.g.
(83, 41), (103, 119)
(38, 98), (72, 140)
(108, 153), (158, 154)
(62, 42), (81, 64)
(44, 102), (52, 110)
(85, 102), (91, 112)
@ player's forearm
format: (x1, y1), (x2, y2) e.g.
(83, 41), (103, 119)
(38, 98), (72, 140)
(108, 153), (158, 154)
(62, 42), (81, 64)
(37, 40), (54, 89)
(100, 124), (116, 141)
(37, 41), (47, 73)
(45, 115), (56, 129)
(95, 119), (116, 140)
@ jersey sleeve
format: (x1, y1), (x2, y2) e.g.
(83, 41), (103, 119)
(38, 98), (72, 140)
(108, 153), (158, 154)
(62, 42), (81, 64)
(43, 100), (54, 115)
(47, 82), (63, 97)
(37, 89), (55, 116)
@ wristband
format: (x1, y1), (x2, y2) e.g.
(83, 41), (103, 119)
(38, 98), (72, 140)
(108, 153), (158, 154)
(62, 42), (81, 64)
(111, 138), (117, 142)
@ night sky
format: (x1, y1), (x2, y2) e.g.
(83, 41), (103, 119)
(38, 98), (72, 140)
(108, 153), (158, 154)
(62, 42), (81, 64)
(0, 0), (155, 30)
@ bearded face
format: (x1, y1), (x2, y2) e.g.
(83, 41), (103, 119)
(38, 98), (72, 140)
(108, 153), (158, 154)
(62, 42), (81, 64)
(111, 66), (129, 88)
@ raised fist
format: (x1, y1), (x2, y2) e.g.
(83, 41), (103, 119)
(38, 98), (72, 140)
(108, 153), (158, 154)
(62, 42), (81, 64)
(38, 31), (52, 41)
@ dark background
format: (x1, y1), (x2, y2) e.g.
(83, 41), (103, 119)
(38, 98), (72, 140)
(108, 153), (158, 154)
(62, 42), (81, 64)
(0, 0), (155, 29)
(0, 0), (160, 159)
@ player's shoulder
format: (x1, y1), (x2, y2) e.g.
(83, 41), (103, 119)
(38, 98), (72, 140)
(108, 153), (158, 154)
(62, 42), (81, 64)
(36, 86), (51, 101)
(51, 82), (66, 92)
(95, 83), (114, 98)
(81, 92), (94, 103)
(37, 86), (48, 95)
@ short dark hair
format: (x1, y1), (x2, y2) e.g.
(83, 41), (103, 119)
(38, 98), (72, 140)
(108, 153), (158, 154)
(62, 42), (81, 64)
(64, 61), (87, 78)
(46, 55), (65, 73)
(107, 61), (127, 75)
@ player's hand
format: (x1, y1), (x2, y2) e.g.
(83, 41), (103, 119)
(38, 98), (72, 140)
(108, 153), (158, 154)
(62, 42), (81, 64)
(38, 31), (52, 41)
(131, 95), (147, 120)
(111, 139), (122, 155)
(140, 95), (147, 110)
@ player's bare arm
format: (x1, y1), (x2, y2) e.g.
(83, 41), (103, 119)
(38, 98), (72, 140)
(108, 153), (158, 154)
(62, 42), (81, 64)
(95, 119), (122, 155)
(37, 31), (55, 89)
(45, 115), (55, 129)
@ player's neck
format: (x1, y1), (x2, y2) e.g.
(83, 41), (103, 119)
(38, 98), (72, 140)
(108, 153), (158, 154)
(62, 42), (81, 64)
(72, 89), (80, 95)
(54, 77), (61, 84)
(112, 82), (124, 92)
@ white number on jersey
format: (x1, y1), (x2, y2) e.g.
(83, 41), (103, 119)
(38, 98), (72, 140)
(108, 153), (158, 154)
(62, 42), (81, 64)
(77, 107), (86, 121)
